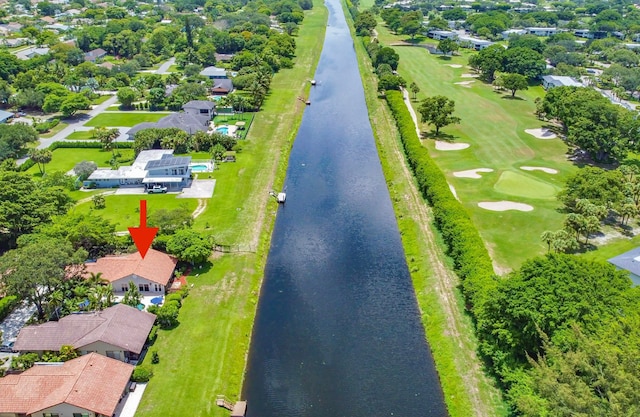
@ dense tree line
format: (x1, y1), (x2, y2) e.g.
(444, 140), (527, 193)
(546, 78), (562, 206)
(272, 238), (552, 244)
(538, 86), (640, 163)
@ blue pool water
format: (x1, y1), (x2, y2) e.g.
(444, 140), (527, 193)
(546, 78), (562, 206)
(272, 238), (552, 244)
(190, 164), (209, 172)
(216, 126), (229, 135)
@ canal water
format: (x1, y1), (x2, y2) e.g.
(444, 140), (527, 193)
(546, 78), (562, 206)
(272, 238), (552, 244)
(241, 0), (448, 415)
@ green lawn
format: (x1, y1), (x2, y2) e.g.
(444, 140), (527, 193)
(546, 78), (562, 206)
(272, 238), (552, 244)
(92, 95), (113, 105)
(134, 3), (328, 416)
(376, 25), (578, 271)
(25, 148), (134, 177)
(84, 112), (167, 127)
(39, 121), (69, 138)
(65, 130), (98, 140)
(71, 194), (198, 231)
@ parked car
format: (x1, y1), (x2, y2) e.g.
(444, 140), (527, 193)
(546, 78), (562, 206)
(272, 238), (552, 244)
(147, 185), (167, 194)
(0, 342), (15, 353)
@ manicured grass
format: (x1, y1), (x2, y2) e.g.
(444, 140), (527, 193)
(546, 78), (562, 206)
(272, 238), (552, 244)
(25, 148), (134, 177)
(92, 95), (113, 105)
(39, 121), (69, 138)
(134, 3), (328, 417)
(353, 6), (508, 416)
(375, 24), (578, 271)
(493, 171), (559, 199)
(71, 194), (198, 231)
(65, 130), (98, 140)
(84, 112), (167, 127)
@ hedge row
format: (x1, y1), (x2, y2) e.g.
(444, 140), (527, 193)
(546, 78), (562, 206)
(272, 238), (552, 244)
(385, 90), (496, 306)
(50, 141), (134, 150)
(0, 296), (19, 322)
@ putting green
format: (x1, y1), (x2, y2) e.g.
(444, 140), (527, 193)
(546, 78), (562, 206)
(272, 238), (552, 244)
(494, 171), (558, 199)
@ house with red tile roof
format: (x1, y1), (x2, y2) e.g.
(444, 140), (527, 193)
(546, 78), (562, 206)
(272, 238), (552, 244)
(13, 304), (156, 362)
(0, 353), (133, 417)
(84, 249), (177, 296)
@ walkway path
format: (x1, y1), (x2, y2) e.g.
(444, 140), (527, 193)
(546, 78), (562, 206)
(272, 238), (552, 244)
(401, 87), (422, 138)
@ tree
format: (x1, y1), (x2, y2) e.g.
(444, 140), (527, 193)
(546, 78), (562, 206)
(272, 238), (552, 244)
(468, 44), (505, 82)
(418, 96), (461, 134)
(0, 123), (39, 161)
(95, 127), (120, 154)
(502, 47), (546, 79)
(28, 148), (52, 175)
(73, 160), (97, 180)
(438, 38), (459, 56)
(501, 73), (529, 97)
(117, 87), (137, 109)
(166, 229), (211, 264)
(92, 194), (106, 209)
(122, 281), (142, 307)
(60, 94), (91, 117)
(0, 239), (87, 319)
(559, 167), (626, 211)
(477, 253), (634, 370)
(354, 10), (377, 35)
(409, 82), (420, 101)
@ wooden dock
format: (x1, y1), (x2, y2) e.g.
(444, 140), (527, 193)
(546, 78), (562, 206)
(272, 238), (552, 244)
(216, 395), (247, 417)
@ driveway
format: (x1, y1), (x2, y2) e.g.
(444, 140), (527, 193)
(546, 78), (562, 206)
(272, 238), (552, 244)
(178, 179), (216, 198)
(0, 301), (36, 343)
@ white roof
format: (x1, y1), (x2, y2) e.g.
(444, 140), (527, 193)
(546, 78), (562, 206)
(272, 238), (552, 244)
(143, 177), (183, 183)
(543, 75), (584, 87)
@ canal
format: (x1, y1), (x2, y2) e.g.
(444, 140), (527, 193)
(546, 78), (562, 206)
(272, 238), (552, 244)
(241, 0), (448, 415)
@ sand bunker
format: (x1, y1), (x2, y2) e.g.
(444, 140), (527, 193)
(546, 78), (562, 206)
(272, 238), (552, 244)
(520, 166), (558, 174)
(454, 80), (475, 87)
(525, 128), (557, 140)
(461, 73), (479, 78)
(435, 141), (470, 151)
(453, 168), (493, 179)
(446, 64), (463, 68)
(478, 201), (534, 212)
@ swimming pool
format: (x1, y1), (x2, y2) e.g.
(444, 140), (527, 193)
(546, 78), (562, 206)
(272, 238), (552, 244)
(216, 126), (229, 135)
(190, 164), (210, 172)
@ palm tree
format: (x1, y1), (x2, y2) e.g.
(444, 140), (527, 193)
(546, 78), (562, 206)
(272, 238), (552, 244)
(409, 82), (420, 101)
(540, 230), (554, 253)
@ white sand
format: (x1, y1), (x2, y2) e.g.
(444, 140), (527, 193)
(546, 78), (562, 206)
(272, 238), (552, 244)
(520, 166), (558, 174)
(525, 128), (557, 140)
(454, 80), (475, 87)
(461, 73), (479, 78)
(448, 184), (460, 201)
(446, 64), (463, 68)
(478, 201), (534, 212)
(453, 168), (493, 179)
(435, 141), (470, 151)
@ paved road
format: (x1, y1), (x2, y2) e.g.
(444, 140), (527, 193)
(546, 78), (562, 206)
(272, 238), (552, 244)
(0, 301), (36, 343)
(36, 95), (119, 149)
(156, 57), (176, 74)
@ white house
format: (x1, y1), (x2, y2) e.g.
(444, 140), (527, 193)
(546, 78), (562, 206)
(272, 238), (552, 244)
(574, 29), (594, 39)
(501, 29), (527, 39)
(84, 149), (192, 190)
(526, 27), (558, 37)
(427, 30), (457, 40)
(458, 35), (494, 50)
(541, 75), (584, 89)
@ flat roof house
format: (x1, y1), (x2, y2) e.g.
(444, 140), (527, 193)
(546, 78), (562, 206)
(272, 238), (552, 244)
(608, 247), (640, 286)
(0, 110), (14, 123)
(84, 248), (178, 296)
(15, 47), (50, 60)
(541, 75), (584, 89)
(502, 29), (527, 39)
(526, 27), (558, 37)
(427, 30), (457, 40)
(457, 35), (494, 50)
(0, 353), (133, 417)
(200, 66), (228, 79)
(84, 149), (191, 190)
(13, 304), (156, 362)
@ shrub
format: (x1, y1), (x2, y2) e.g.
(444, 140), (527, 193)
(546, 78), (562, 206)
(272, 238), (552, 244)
(0, 296), (18, 321)
(165, 293), (182, 308)
(131, 365), (153, 382)
(151, 350), (160, 364)
(147, 324), (159, 344)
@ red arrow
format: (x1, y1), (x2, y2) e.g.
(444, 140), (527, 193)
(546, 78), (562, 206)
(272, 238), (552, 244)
(128, 200), (158, 259)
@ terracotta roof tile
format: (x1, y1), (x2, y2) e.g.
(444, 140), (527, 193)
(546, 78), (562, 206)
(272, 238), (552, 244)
(0, 353), (133, 416)
(14, 304), (156, 354)
(84, 248), (177, 286)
